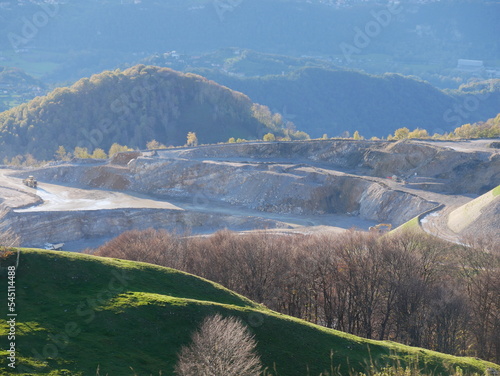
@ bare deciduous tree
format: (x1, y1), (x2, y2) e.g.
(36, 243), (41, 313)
(458, 236), (500, 360)
(93, 228), (500, 364)
(175, 314), (262, 376)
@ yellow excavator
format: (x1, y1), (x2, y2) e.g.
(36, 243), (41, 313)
(369, 223), (392, 233)
(23, 176), (37, 188)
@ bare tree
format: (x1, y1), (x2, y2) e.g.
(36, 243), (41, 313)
(93, 228), (499, 362)
(458, 236), (500, 362)
(175, 314), (262, 376)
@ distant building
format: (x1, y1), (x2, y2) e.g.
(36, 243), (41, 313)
(457, 59), (484, 73)
(485, 69), (500, 78)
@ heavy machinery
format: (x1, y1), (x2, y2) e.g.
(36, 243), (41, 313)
(369, 223), (392, 233)
(390, 175), (407, 185)
(23, 176), (37, 188)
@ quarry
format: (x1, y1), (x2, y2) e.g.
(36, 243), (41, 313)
(1, 138), (499, 251)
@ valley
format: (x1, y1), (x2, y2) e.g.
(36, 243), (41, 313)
(1, 1), (499, 374)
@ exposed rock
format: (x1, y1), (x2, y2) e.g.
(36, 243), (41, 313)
(4, 208), (290, 247)
(3, 139), (498, 248)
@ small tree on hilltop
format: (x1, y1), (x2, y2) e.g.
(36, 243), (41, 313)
(186, 132), (198, 147)
(55, 146), (71, 161)
(175, 314), (262, 376)
(23, 154), (39, 166)
(454, 123), (474, 139)
(91, 148), (107, 159)
(353, 130), (363, 140)
(108, 143), (132, 157)
(408, 128), (429, 139)
(73, 147), (91, 159)
(263, 133), (276, 142)
(393, 127), (410, 140)
(146, 139), (167, 150)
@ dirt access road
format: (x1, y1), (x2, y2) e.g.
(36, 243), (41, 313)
(2, 138), (498, 249)
(413, 139), (499, 243)
(1, 169), (182, 212)
(1, 168), (378, 251)
(420, 197), (472, 244)
(149, 139), (499, 244)
(415, 138), (499, 153)
(15, 183), (183, 212)
(4, 170), (376, 229)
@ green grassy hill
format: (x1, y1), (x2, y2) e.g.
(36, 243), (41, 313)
(1, 250), (498, 376)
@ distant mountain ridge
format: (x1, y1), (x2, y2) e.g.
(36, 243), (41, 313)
(194, 67), (500, 138)
(0, 67), (45, 111)
(0, 65), (288, 160)
(1, 1), (498, 62)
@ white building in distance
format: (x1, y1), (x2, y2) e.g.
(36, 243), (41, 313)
(457, 59), (484, 73)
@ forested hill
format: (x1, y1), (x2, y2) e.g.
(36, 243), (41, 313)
(0, 65), (286, 160)
(195, 67), (500, 138)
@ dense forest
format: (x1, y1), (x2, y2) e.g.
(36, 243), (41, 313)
(0, 65), (296, 160)
(194, 67), (500, 138)
(91, 229), (500, 364)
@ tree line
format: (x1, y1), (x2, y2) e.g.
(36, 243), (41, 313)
(2, 110), (498, 167)
(344, 112), (500, 141)
(89, 229), (500, 364)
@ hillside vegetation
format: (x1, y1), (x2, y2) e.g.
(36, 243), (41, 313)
(0, 248), (498, 376)
(90, 229), (500, 366)
(196, 67), (500, 138)
(0, 65), (293, 160)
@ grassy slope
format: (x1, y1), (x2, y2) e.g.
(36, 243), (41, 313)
(493, 185), (500, 197)
(0, 250), (498, 376)
(391, 216), (422, 233)
(448, 185), (500, 233)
